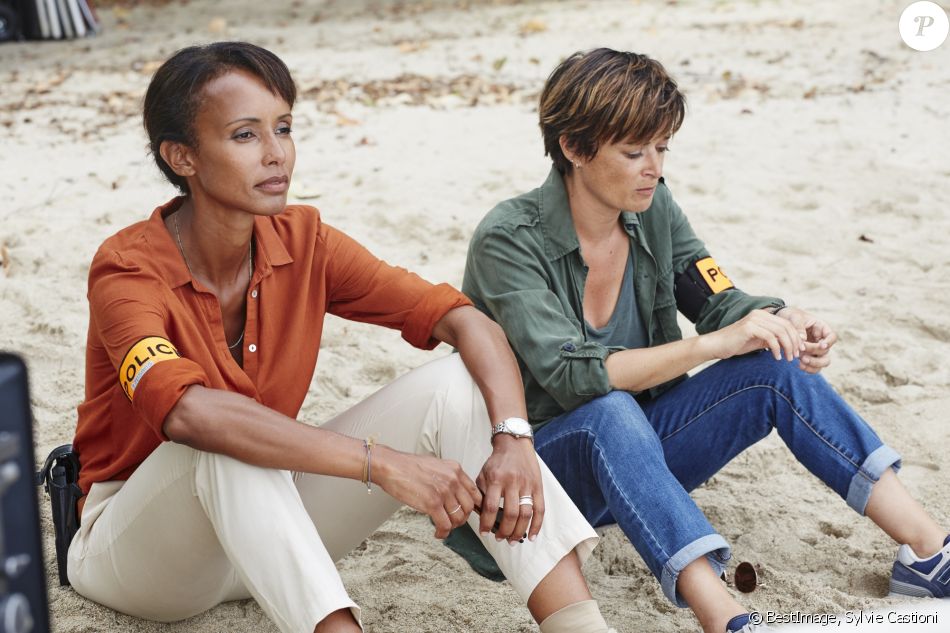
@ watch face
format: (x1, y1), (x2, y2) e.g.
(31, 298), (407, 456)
(506, 417), (532, 436)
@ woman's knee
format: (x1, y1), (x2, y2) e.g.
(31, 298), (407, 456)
(193, 449), (295, 501)
(726, 352), (837, 435)
(735, 350), (814, 388)
(576, 391), (657, 445)
(402, 353), (480, 410)
(432, 353), (486, 421)
(413, 354), (489, 459)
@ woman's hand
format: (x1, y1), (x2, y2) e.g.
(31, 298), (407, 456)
(774, 306), (838, 373)
(476, 434), (544, 544)
(432, 306), (542, 543)
(703, 309), (806, 362)
(373, 446), (483, 539)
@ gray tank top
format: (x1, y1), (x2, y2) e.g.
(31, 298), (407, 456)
(584, 248), (649, 350)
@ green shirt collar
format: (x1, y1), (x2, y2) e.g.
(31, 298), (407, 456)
(538, 167), (578, 261)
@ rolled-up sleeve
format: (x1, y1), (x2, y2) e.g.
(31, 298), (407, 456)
(466, 225), (612, 413)
(322, 224), (471, 350)
(88, 249), (210, 439)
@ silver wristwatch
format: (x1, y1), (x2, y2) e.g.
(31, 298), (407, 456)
(491, 417), (533, 441)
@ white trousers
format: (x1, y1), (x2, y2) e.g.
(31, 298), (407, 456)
(67, 354), (599, 633)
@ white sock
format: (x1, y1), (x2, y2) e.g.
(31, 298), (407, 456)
(539, 599), (610, 633)
(898, 535), (950, 565)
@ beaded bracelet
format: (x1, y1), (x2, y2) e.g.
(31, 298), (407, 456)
(361, 437), (376, 494)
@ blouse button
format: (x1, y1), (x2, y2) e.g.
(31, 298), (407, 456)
(251, 289), (259, 299)
(248, 344), (257, 353)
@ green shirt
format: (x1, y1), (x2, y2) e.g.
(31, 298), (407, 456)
(584, 247), (649, 351)
(462, 167), (784, 428)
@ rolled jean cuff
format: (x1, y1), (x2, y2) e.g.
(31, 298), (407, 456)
(660, 534), (731, 608)
(846, 444), (902, 515)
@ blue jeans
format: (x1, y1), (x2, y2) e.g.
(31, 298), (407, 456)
(533, 351), (901, 607)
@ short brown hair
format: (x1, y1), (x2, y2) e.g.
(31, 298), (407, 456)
(539, 48), (686, 174)
(143, 42), (297, 194)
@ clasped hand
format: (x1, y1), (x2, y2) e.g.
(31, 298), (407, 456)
(374, 435), (543, 543)
(707, 306), (837, 374)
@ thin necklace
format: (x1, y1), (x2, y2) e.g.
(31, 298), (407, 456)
(174, 212), (252, 350)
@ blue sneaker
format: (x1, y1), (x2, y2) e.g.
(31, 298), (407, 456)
(725, 614), (776, 632)
(890, 535), (950, 598)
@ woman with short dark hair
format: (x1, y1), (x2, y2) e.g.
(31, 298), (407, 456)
(67, 42), (614, 633)
(462, 47), (949, 633)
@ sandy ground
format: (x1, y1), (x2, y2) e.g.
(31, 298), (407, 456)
(2, 0), (949, 631)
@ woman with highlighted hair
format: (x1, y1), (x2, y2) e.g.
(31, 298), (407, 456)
(67, 42), (614, 633)
(461, 48), (950, 633)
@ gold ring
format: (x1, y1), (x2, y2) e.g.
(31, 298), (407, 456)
(448, 504), (463, 514)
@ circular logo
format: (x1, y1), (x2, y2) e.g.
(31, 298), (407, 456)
(899, 1), (949, 51)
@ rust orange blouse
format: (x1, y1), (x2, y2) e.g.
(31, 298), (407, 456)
(73, 198), (471, 497)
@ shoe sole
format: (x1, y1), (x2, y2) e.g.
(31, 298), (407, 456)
(889, 578), (935, 598)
